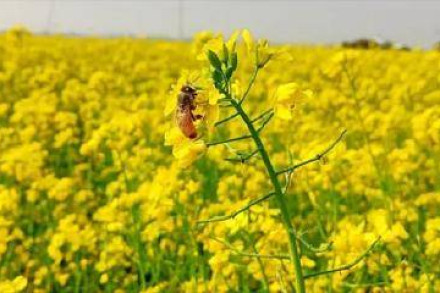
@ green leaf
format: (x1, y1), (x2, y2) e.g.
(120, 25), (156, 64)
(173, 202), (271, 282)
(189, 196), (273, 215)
(212, 69), (223, 84)
(207, 50), (222, 70)
(222, 44), (229, 64)
(225, 67), (234, 80)
(214, 82), (222, 91)
(230, 52), (238, 72)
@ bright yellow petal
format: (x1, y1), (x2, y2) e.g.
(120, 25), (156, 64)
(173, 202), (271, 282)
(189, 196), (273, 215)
(164, 127), (185, 146)
(197, 37), (224, 61)
(302, 89), (313, 99)
(164, 94), (176, 116)
(173, 142), (190, 159)
(12, 276), (28, 291)
(275, 83), (298, 102)
(205, 105), (220, 128)
(242, 29), (254, 52)
(227, 30), (241, 52)
(173, 141), (206, 167)
(274, 105), (293, 121)
(208, 89), (220, 105)
(232, 80), (242, 98)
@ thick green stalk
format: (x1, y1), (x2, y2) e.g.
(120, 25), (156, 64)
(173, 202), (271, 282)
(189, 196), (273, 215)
(230, 99), (306, 293)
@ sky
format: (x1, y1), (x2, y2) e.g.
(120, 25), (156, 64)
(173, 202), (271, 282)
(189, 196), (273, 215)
(0, 0), (439, 48)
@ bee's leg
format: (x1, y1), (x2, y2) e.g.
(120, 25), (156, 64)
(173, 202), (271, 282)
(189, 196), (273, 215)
(191, 112), (204, 121)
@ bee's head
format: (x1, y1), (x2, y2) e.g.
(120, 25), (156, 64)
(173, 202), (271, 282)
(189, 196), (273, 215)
(181, 85), (196, 94)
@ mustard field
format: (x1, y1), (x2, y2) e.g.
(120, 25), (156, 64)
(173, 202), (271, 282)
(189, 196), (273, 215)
(0, 27), (439, 292)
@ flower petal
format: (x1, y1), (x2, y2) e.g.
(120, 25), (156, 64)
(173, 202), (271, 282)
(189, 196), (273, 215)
(274, 105), (293, 121)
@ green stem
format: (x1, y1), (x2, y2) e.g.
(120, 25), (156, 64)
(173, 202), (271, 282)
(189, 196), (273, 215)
(276, 130), (347, 175)
(250, 236), (271, 292)
(251, 109), (273, 123)
(211, 237), (290, 260)
(256, 112), (274, 133)
(225, 149), (259, 163)
(215, 112), (240, 127)
(304, 237), (380, 279)
(230, 99), (306, 293)
(197, 191), (275, 224)
(206, 134), (252, 146)
(240, 67), (260, 104)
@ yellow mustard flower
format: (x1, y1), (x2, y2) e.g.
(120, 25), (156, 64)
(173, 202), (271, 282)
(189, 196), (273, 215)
(273, 83), (313, 120)
(0, 276), (27, 293)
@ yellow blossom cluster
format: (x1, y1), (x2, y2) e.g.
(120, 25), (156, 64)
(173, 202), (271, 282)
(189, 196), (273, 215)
(0, 26), (439, 292)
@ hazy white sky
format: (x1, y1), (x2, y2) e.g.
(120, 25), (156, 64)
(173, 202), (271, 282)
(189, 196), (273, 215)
(0, 0), (439, 47)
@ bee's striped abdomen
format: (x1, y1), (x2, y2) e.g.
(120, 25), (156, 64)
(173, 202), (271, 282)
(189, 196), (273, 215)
(176, 107), (197, 139)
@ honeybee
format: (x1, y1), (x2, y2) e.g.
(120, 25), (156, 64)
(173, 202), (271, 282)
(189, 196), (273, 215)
(176, 85), (203, 139)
